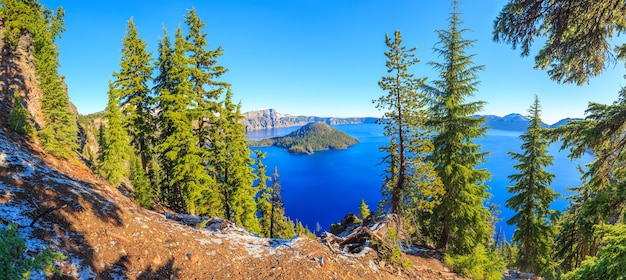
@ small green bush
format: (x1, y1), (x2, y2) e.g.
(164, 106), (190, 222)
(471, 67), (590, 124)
(444, 243), (505, 280)
(0, 223), (65, 279)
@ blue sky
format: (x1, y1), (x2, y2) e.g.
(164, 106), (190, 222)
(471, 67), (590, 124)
(42, 0), (625, 124)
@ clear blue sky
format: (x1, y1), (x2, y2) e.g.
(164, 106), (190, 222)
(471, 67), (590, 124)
(42, 0), (625, 125)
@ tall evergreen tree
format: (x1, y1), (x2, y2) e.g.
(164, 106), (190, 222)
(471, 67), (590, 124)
(375, 30), (443, 222)
(424, 1), (492, 254)
(112, 17), (154, 172)
(212, 90), (260, 233)
(98, 82), (131, 187)
(255, 150), (273, 237)
(183, 8), (229, 153)
(154, 27), (212, 215)
(130, 153), (152, 208)
(506, 96), (558, 275)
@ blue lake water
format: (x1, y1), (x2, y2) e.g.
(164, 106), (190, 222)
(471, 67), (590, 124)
(248, 123), (593, 239)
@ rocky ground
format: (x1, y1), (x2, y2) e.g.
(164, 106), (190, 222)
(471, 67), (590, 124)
(0, 127), (464, 279)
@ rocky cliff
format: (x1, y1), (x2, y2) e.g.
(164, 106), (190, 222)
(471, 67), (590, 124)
(241, 108), (377, 131)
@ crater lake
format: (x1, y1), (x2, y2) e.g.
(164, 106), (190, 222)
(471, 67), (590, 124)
(247, 123), (593, 239)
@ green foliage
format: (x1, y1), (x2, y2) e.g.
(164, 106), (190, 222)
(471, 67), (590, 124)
(0, 223), (65, 279)
(155, 27), (212, 215)
(254, 152), (296, 238)
(1, 0), (80, 158)
(493, 0), (626, 85)
(374, 30), (443, 222)
(98, 83), (131, 187)
(551, 80), (626, 273)
(112, 17), (154, 178)
(505, 96), (559, 275)
(295, 220), (316, 239)
(496, 239), (518, 269)
(372, 227), (413, 270)
(359, 198), (371, 220)
(8, 92), (33, 135)
(563, 224), (626, 280)
(444, 244), (505, 280)
(130, 154), (153, 208)
(250, 122), (358, 155)
(424, 1), (492, 254)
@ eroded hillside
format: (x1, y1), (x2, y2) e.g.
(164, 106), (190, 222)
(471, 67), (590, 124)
(0, 127), (463, 279)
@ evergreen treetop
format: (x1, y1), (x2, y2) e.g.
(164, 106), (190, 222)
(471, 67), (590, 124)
(424, 0), (492, 255)
(506, 95), (558, 275)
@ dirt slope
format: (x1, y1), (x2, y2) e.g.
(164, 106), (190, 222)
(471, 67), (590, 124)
(0, 128), (463, 279)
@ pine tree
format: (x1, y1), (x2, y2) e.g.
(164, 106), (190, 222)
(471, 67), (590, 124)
(96, 122), (106, 166)
(255, 150), (273, 237)
(214, 90), (260, 233)
(506, 96), (558, 275)
(130, 153), (152, 209)
(8, 91), (33, 135)
(424, 1), (492, 254)
(359, 198), (371, 220)
(374, 30), (444, 228)
(98, 82), (131, 187)
(112, 17), (154, 173)
(154, 27), (212, 215)
(184, 8), (229, 151)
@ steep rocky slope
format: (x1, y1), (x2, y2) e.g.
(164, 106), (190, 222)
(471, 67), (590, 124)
(0, 127), (463, 279)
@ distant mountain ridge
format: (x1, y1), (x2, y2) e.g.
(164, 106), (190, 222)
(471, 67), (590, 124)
(242, 109), (579, 132)
(241, 109), (377, 131)
(480, 113), (582, 131)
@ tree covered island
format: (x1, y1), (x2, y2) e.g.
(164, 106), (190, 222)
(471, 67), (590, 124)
(249, 122), (358, 155)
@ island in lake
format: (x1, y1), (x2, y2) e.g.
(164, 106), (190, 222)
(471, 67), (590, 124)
(249, 122), (359, 155)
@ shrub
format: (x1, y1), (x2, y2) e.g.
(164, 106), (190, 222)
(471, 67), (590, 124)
(0, 223), (65, 279)
(444, 243), (505, 280)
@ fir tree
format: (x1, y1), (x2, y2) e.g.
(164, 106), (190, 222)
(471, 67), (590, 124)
(8, 91), (33, 135)
(269, 166), (296, 239)
(424, 1), (492, 254)
(98, 82), (131, 187)
(112, 17), (154, 173)
(213, 90), (260, 233)
(506, 96), (558, 275)
(154, 27), (212, 215)
(130, 153), (152, 209)
(183, 8), (228, 153)
(375, 30), (443, 222)
(96, 122), (105, 166)
(359, 198), (371, 220)
(255, 150), (273, 237)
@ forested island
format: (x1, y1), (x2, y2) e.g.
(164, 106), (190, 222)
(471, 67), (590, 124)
(249, 122), (359, 155)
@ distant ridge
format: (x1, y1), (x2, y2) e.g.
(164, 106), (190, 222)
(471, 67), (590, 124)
(242, 109), (578, 132)
(478, 113), (580, 131)
(241, 109), (377, 131)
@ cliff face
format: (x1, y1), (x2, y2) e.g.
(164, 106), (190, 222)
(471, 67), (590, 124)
(0, 19), (44, 128)
(241, 108), (376, 131)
